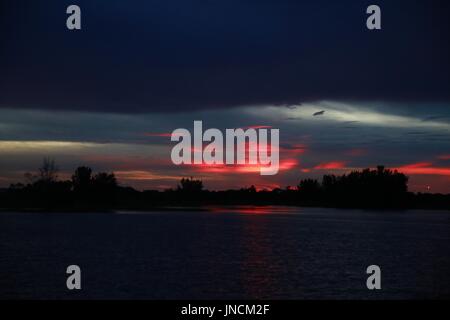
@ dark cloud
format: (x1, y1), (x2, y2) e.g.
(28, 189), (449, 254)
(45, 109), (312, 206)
(422, 115), (450, 122)
(313, 111), (325, 116)
(1, 0), (450, 113)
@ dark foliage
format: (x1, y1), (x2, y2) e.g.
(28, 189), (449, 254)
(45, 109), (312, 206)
(2, 160), (118, 210)
(1, 161), (449, 211)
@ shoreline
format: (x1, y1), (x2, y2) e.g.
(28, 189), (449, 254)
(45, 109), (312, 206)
(1, 204), (450, 213)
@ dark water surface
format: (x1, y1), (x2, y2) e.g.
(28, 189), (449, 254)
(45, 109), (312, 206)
(1, 207), (449, 299)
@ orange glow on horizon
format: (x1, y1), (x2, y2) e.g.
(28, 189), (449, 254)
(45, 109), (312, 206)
(143, 132), (173, 137)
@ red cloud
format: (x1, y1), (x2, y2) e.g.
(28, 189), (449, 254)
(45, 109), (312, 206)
(395, 163), (450, 176)
(243, 125), (273, 129)
(190, 158), (299, 174)
(398, 162), (433, 169)
(346, 148), (368, 157)
(314, 161), (346, 170)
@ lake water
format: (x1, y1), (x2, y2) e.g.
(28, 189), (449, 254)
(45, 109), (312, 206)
(1, 207), (449, 299)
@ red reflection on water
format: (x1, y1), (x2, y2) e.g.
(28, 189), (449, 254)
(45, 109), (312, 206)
(208, 206), (297, 215)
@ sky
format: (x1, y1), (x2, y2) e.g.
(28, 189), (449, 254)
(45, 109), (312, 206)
(1, 0), (450, 193)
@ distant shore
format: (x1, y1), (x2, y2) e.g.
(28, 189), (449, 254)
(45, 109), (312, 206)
(2, 165), (449, 212)
(1, 201), (450, 213)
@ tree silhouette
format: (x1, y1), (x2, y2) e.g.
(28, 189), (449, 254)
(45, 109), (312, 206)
(298, 179), (321, 193)
(72, 166), (92, 192)
(92, 172), (118, 206)
(2, 163), (448, 211)
(70, 166), (118, 207)
(319, 166), (409, 207)
(297, 178), (322, 203)
(93, 172), (117, 188)
(39, 157), (58, 182)
(178, 177), (203, 193)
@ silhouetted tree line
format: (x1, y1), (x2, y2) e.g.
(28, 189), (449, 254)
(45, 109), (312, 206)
(297, 166), (409, 207)
(3, 158), (118, 210)
(1, 160), (449, 211)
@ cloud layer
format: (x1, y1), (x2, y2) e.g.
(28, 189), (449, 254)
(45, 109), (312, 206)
(1, 101), (449, 192)
(1, 0), (450, 113)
